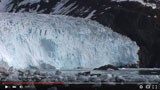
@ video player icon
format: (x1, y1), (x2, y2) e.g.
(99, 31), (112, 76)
(139, 85), (143, 89)
(19, 85), (23, 89)
(12, 86), (16, 89)
(5, 85), (9, 89)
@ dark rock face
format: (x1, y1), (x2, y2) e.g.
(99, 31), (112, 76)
(8, 0), (60, 13)
(101, 4), (160, 68)
(101, 3), (160, 68)
(78, 71), (91, 76)
(94, 64), (119, 70)
(103, 8), (160, 67)
(3, 0), (160, 68)
(119, 63), (139, 68)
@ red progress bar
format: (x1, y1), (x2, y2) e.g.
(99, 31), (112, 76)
(1, 82), (64, 85)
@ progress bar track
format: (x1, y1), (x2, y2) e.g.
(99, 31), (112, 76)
(0, 81), (159, 85)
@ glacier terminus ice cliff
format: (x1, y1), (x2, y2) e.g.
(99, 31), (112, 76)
(0, 13), (139, 69)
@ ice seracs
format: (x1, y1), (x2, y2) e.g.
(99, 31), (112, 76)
(0, 13), (139, 69)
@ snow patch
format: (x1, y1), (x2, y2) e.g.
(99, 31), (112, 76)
(112, 0), (157, 9)
(18, 0), (41, 6)
(52, 0), (71, 14)
(85, 10), (96, 19)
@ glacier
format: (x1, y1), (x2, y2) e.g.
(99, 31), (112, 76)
(0, 13), (139, 69)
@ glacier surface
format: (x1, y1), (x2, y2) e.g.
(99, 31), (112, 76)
(0, 13), (139, 69)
